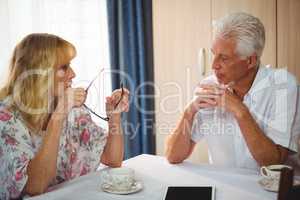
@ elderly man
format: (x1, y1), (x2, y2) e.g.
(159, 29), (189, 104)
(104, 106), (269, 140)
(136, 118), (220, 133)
(165, 12), (299, 169)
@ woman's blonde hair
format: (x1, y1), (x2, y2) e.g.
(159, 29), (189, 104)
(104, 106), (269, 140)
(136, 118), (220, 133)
(0, 33), (76, 134)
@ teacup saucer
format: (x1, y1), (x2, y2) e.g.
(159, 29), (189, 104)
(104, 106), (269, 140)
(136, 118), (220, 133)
(258, 177), (300, 192)
(101, 181), (143, 195)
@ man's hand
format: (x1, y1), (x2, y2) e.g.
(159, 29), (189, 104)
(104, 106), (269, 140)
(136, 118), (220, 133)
(185, 84), (224, 115)
(215, 88), (248, 118)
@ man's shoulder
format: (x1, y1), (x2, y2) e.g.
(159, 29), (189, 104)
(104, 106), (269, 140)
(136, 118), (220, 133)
(252, 65), (298, 92)
(262, 65), (297, 83)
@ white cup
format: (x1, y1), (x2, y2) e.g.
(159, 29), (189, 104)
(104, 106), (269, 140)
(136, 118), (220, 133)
(101, 167), (135, 191)
(260, 164), (292, 180)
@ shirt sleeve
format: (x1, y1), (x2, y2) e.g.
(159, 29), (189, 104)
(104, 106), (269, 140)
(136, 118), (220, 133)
(290, 85), (300, 152)
(0, 109), (34, 200)
(264, 72), (298, 152)
(67, 107), (108, 173)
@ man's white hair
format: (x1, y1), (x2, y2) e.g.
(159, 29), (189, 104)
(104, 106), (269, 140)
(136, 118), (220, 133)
(213, 12), (265, 60)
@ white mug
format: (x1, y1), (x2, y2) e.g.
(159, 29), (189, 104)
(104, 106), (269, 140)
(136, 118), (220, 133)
(101, 167), (135, 191)
(260, 164), (292, 180)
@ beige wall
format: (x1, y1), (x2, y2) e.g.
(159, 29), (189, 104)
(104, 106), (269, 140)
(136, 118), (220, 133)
(153, 0), (211, 164)
(277, 0), (300, 83)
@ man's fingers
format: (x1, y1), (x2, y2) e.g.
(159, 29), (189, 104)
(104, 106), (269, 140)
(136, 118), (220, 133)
(200, 98), (217, 105)
(198, 83), (218, 88)
(198, 102), (216, 109)
(198, 83), (224, 89)
(194, 94), (221, 99)
(194, 87), (224, 96)
(193, 96), (217, 107)
(194, 94), (218, 103)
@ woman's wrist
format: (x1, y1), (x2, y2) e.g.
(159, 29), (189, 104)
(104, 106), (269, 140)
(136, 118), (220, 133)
(53, 103), (69, 120)
(51, 112), (67, 122)
(108, 114), (121, 123)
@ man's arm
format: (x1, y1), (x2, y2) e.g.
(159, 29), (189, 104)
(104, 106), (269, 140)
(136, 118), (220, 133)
(165, 110), (196, 164)
(217, 89), (290, 166)
(236, 106), (289, 166)
(165, 85), (221, 163)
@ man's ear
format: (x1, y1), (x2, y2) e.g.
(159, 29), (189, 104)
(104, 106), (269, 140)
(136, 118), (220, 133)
(247, 53), (258, 69)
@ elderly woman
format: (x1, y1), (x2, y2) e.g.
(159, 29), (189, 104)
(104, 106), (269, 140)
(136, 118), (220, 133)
(0, 33), (129, 199)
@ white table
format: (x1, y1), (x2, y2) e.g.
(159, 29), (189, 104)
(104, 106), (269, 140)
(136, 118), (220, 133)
(27, 154), (277, 200)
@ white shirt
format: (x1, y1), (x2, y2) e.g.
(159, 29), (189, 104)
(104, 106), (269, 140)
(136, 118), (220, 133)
(191, 66), (299, 170)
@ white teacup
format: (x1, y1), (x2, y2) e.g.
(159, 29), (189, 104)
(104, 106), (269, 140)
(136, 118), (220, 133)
(101, 167), (135, 191)
(260, 164), (292, 180)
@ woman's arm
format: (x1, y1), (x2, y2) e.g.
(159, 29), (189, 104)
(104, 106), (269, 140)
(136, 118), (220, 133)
(24, 111), (66, 195)
(101, 114), (124, 167)
(25, 88), (86, 195)
(100, 88), (129, 167)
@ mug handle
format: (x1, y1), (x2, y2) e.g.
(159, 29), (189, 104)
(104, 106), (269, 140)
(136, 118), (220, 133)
(260, 166), (269, 178)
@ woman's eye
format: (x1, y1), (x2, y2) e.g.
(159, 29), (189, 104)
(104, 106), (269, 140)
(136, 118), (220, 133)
(61, 64), (69, 70)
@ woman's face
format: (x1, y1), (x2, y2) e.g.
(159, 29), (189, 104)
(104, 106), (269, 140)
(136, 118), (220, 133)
(53, 61), (76, 97)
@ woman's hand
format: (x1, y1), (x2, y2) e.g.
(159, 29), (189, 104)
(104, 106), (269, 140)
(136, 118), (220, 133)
(105, 88), (130, 118)
(55, 87), (87, 116)
(101, 87), (129, 167)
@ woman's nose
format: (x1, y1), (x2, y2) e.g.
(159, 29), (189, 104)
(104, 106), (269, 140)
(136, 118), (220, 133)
(69, 67), (76, 79)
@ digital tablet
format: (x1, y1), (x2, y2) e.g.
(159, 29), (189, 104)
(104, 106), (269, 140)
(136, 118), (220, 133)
(163, 186), (215, 200)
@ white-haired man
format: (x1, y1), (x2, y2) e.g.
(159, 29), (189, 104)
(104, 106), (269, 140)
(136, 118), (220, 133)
(165, 12), (299, 169)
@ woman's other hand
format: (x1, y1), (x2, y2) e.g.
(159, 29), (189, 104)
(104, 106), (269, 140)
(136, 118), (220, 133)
(105, 88), (130, 118)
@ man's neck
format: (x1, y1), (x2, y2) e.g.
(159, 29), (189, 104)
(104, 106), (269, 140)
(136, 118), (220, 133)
(232, 67), (259, 99)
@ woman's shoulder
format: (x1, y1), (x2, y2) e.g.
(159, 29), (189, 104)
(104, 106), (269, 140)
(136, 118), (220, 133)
(0, 107), (14, 123)
(0, 101), (31, 144)
(0, 101), (18, 127)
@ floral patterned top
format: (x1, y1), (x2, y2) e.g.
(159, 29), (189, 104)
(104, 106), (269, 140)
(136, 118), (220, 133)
(0, 101), (108, 200)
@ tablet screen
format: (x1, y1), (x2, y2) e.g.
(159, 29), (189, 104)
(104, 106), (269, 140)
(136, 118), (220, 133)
(164, 186), (215, 200)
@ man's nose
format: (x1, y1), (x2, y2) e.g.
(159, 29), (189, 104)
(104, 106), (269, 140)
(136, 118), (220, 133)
(212, 57), (221, 70)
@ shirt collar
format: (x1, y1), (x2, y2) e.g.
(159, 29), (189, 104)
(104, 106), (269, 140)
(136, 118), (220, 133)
(245, 64), (270, 98)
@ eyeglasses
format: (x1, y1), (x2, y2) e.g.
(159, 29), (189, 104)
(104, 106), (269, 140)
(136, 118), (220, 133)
(83, 70), (124, 122)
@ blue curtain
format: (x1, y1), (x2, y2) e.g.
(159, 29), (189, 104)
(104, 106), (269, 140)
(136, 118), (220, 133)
(106, 0), (155, 159)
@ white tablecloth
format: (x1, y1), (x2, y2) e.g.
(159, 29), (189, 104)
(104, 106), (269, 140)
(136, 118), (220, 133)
(26, 154), (277, 200)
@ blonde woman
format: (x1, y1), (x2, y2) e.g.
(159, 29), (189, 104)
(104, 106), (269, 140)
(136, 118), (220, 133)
(0, 33), (129, 199)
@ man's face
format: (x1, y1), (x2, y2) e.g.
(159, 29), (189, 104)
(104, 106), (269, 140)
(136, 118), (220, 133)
(211, 37), (250, 85)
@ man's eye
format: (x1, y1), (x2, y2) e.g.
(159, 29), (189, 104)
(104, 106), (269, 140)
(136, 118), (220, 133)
(221, 57), (228, 62)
